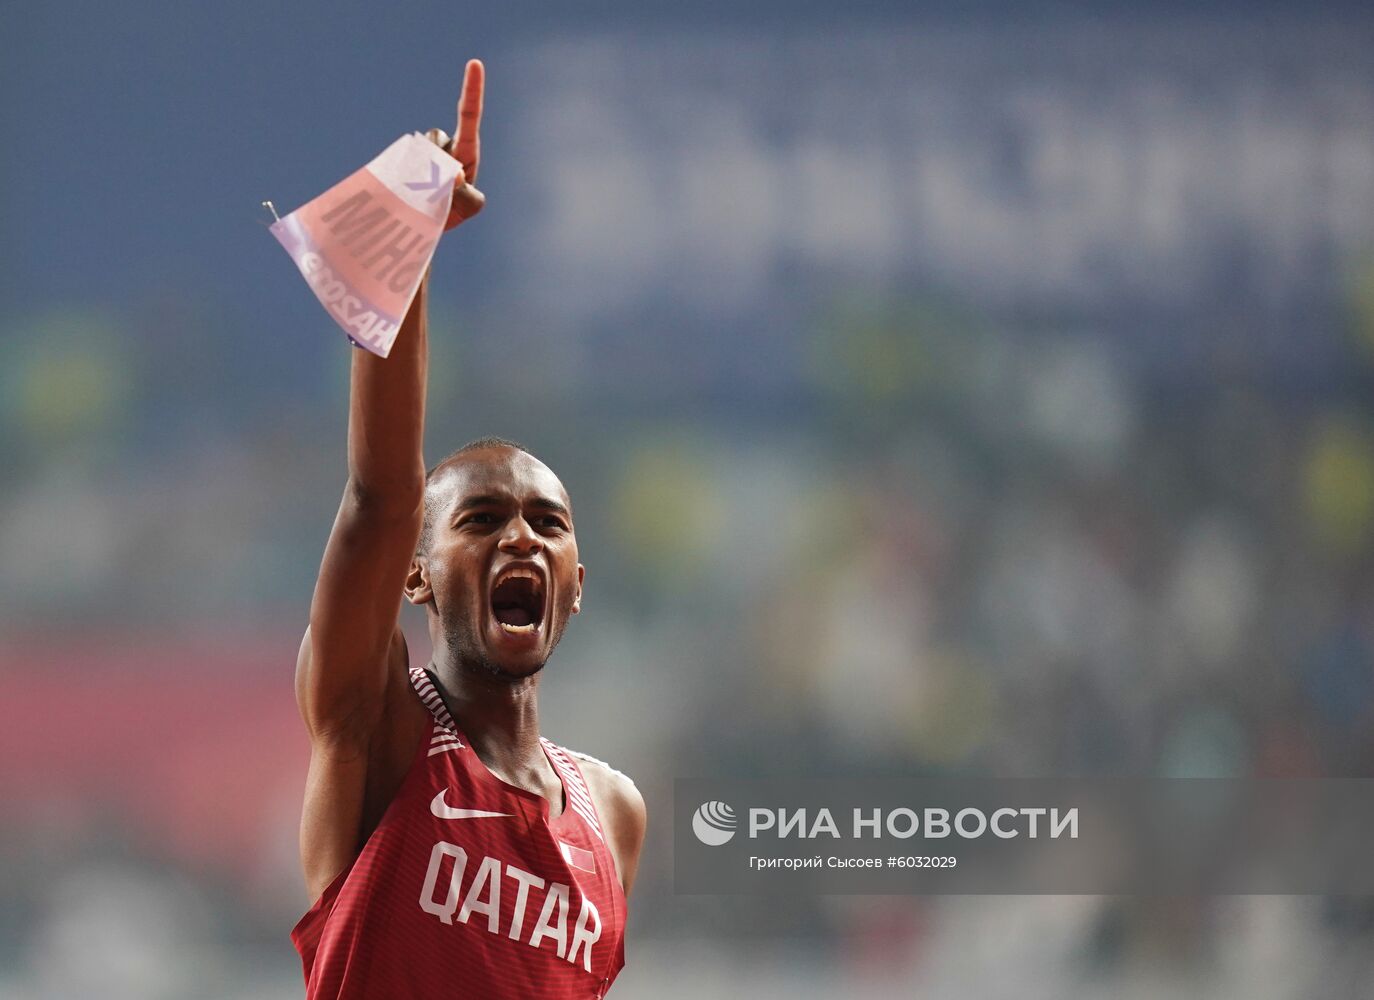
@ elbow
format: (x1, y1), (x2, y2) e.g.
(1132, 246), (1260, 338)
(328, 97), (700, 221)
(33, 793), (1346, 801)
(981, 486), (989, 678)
(343, 474), (426, 521)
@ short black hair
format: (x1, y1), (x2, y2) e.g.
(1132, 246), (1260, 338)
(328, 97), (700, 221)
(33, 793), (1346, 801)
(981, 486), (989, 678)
(418, 436), (534, 555)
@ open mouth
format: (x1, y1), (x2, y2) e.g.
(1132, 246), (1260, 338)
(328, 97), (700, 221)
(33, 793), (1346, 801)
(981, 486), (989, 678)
(489, 567), (546, 636)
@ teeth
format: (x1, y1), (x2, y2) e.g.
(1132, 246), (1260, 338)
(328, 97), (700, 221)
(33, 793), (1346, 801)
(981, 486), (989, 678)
(499, 622), (538, 634)
(495, 567), (542, 589)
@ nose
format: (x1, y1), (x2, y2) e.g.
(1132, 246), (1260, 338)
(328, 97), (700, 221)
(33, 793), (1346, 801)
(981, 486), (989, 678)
(497, 515), (543, 556)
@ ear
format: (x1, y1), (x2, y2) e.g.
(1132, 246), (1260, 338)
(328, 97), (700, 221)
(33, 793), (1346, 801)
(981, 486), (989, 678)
(571, 562), (585, 614)
(405, 555), (434, 606)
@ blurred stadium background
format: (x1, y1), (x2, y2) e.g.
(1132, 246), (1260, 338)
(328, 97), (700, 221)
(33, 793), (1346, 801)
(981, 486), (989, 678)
(4, 2), (1374, 997)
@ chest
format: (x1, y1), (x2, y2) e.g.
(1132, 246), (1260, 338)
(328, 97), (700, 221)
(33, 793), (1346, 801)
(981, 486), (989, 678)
(389, 735), (625, 971)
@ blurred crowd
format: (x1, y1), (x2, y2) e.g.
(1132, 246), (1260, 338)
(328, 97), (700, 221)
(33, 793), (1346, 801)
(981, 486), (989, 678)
(3, 11), (1374, 999)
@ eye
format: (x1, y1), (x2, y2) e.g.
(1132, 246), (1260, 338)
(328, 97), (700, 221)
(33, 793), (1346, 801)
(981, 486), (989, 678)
(536, 515), (566, 530)
(464, 512), (498, 525)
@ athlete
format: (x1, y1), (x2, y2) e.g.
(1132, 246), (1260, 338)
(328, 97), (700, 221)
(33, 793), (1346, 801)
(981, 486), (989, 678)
(289, 60), (646, 999)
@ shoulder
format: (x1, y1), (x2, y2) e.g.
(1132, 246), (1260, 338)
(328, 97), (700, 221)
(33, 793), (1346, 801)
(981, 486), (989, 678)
(565, 748), (646, 828)
(562, 747), (647, 894)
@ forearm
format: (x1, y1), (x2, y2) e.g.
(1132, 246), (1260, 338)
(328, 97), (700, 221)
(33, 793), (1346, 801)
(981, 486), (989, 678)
(345, 272), (430, 503)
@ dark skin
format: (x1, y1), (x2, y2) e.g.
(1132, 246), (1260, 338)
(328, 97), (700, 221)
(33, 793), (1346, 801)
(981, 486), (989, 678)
(405, 448), (585, 793)
(294, 60), (646, 907)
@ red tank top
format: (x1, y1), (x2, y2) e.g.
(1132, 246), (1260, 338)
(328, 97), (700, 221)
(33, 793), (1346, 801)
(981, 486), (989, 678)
(291, 667), (627, 998)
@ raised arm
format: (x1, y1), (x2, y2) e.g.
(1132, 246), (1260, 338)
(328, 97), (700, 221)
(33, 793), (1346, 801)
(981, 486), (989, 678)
(295, 271), (431, 744)
(294, 61), (486, 898)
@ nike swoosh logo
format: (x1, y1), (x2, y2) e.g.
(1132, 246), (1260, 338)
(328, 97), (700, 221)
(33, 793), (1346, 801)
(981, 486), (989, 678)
(430, 790), (514, 820)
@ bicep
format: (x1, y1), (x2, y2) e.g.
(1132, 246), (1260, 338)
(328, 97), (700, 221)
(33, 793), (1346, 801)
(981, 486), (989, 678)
(296, 485), (422, 741)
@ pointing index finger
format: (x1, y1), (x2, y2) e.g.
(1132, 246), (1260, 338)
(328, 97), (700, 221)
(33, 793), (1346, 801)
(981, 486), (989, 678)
(451, 59), (484, 183)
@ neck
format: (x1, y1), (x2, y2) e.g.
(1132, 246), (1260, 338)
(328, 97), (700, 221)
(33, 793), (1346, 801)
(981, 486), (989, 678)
(428, 639), (545, 776)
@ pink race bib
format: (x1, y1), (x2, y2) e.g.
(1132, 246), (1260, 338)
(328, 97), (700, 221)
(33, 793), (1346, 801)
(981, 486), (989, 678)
(271, 133), (459, 357)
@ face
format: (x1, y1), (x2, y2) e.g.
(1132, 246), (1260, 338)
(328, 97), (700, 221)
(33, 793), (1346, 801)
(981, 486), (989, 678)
(409, 447), (584, 679)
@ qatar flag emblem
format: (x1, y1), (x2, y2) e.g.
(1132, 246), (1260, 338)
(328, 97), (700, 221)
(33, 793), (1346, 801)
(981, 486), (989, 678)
(559, 840), (596, 875)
